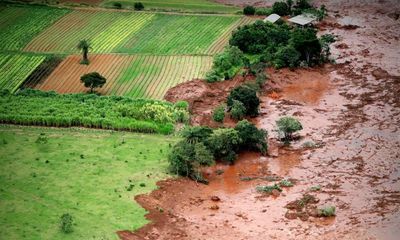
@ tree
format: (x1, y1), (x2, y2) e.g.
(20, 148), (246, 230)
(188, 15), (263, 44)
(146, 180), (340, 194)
(272, 1), (290, 16)
(235, 120), (268, 154)
(273, 45), (301, 68)
(80, 72), (106, 93)
(208, 128), (241, 163)
(77, 40), (91, 65)
(286, 0), (293, 12)
(230, 100), (246, 120)
(243, 6), (256, 15)
(60, 213), (73, 233)
(134, 2), (144, 10)
(290, 28), (321, 65)
(227, 85), (260, 117)
(276, 116), (303, 142)
(212, 104), (225, 123)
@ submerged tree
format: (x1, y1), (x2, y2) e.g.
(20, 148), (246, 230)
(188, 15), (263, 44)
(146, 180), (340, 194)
(276, 116), (303, 143)
(80, 72), (106, 93)
(77, 40), (91, 65)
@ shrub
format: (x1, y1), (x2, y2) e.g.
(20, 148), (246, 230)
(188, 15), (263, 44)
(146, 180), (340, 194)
(208, 128), (241, 163)
(112, 2), (122, 8)
(212, 105), (225, 123)
(318, 206), (336, 217)
(243, 6), (256, 15)
(227, 85), (260, 117)
(230, 100), (246, 120)
(273, 45), (301, 68)
(255, 8), (273, 16)
(256, 184), (282, 193)
(234, 120), (268, 154)
(249, 61), (267, 75)
(60, 213), (73, 233)
(134, 2), (144, 10)
(279, 179), (294, 187)
(276, 116), (303, 142)
(255, 72), (268, 88)
(272, 1), (290, 16)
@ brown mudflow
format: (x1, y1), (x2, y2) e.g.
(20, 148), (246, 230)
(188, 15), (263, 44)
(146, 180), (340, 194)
(119, 1), (400, 239)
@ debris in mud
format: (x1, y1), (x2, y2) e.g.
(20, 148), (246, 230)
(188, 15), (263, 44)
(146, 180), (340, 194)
(335, 43), (349, 49)
(210, 204), (219, 210)
(211, 196), (221, 202)
(284, 194), (336, 221)
(279, 179), (294, 187)
(256, 184), (282, 195)
(387, 12), (400, 20)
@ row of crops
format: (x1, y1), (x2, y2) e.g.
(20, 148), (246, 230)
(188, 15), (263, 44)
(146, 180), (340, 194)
(0, 89), (189, 134)
(24, 9), (239, 54)
(35, 54), (212, 99)
(0, 54), (47, 93)
(0, 6), (70, 51)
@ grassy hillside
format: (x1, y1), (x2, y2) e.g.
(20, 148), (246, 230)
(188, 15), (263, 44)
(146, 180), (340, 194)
(0, 125), (178, 239)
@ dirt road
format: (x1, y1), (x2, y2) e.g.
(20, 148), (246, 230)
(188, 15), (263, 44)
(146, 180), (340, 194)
(119, 1), (400, 239)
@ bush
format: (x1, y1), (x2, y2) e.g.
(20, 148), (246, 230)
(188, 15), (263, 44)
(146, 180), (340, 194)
(112, 2), (122, 9)
(243, 6), (256, 15)
(273, 45), (301, 68)
(60, 213), (73, 233)
(318, 206), (336, 217)
(230, 100), (245, 120)
(255, 8), (273, 16)
(255, 72), (268, 88)
(276, 116), (303, 142)
(208, 128), (241, 163)
(134, 2), (144, 10)
(205, 46), (246, 83)
(234, 120), (268, 154)
(212, 105), (225, 123)
(272, 1), (290, 16)
(227, 85), (260, 117)
(80, 72), (106, 93)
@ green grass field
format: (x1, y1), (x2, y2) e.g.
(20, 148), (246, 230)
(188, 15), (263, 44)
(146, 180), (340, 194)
(0, 6), (70, 51)
(0, 125), (178, 239)
(101, 0), (240, 13)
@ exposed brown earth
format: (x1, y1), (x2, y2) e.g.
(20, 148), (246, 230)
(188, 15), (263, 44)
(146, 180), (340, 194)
(119, 0), (400, 239)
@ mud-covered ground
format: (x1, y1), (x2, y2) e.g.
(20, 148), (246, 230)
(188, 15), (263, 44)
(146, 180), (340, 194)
(119, 1), (400, 239)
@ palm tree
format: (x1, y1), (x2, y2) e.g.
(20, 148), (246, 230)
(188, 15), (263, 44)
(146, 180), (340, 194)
(77, 40), (91, 64)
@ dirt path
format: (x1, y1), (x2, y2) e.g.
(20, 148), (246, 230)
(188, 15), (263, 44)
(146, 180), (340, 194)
(119, 1), (400, 239)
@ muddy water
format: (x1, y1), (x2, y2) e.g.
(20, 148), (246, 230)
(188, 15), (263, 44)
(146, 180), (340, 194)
(121, 1), (400, 239)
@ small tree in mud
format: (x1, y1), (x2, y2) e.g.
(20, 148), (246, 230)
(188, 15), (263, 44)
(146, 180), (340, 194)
(276, 116), (303, 143)
(80, 72), (106, 93)
(77, 40), (91, 65)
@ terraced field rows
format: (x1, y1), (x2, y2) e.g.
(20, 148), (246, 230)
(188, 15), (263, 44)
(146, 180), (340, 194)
(24, 9), (239, 54)
(0, 6), (70, 51)
(35, 54), (212, 99)
(207, 16), (256, 54)
(0, 54), (46, 93)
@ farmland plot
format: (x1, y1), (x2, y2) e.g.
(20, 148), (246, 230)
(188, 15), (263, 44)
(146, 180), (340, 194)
(0, 6), (70, 51)
(102, 0), (240, 13)
(35, 54), (212, 99)
(25, 9), (239, 54)
(0, 54), (46, 93)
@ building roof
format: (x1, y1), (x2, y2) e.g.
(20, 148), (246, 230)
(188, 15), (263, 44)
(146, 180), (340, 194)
(288, 14), (317, 26)
(264, 14), (281, 23)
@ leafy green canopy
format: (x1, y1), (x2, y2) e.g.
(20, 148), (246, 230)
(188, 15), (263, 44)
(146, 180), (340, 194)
(0, 89), (188, 134)
(80, 72), (106, 93)
(169, 121), (268, 182)
(276, 116), (303, 141)
(230, 20), (327, 67)
(206, 46), (246, 82)
(227, 85), (260, 117)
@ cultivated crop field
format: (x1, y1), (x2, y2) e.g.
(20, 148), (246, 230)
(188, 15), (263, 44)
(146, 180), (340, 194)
(101, 0), (240, 13)
(0, 125), (178, 239)
(0, 54), (46, 93)
(24, 10), (239, 54)
(0, 6), (70, 51)
(35, 54), (212, 99)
